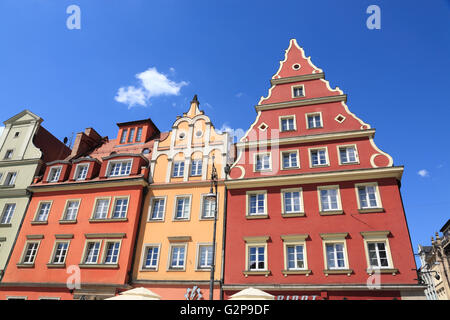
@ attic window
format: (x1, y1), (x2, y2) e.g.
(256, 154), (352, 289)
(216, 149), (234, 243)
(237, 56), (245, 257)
(178, 132), (186, 140)
(195, 130), (203, 138)
(258, 123), (268, 131)
(292, 63), (301, 70)
(142, 148), (150, 155)
(335, 114), (346, 123)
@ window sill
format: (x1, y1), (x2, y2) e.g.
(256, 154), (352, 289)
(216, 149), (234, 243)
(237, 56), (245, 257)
(366, 268), (398, 275)
(59, 220), (77, 224)
(147, 219), (165, 223)
(172, 218), (191, 222)
(310, 164), (329, 168)
(0, 185), (15, 189)
(0, 223), (12, 228)
(254, 169), (272, 173)
(31, 221), (48, 225)
(340, 162), (360, 165)
(167, 268), (186, 272)
(139, 268), (158, 272)
(282, 269), (311, 276)
(79, 264), (119, 269)
(199, 217), (215, 221)
(246, 214), (269, 220)
(281, 212), (305, 218)
(243, 270), (271, 277)
(88, 218), (128, 223)
(358, 208), (384, 214)
(323, 269), (353, 276)
(17, 263), (35, 268)
(319, 210), (343, 216)
(195, 268), (212, 272)
(47, 263), (66, 268)
(281, 167), (300, 170)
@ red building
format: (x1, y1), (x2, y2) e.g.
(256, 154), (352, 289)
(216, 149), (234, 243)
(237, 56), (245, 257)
(223, 39), (425, 300)
(0, 119), (163, 300)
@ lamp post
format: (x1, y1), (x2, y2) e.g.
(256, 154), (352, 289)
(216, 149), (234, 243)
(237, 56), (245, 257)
(205, 155), (218, 300)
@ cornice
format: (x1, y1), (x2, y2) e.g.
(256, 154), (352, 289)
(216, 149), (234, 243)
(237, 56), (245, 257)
(222, 283), (427, 291)
(270, 73), (325, 85)
(236, 129), (375, 149)
(225, 167), (404, 189)
(255, 95), (346, 112)
(0, 158), (42, 168)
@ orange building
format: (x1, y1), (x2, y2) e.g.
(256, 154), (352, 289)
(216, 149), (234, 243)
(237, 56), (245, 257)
(0, 120), (162, 300)
(131, 95), (232, 300)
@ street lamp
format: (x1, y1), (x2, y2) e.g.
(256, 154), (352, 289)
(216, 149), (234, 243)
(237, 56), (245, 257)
(206, 155), (218, 300)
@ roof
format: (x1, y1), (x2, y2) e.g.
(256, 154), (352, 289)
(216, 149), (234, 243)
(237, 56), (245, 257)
(440, 219), (450, 233)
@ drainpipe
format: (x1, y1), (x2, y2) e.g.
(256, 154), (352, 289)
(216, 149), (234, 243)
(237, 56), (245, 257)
(220, 164), (230, 300)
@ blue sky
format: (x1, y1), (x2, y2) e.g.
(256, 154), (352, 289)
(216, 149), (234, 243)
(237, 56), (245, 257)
(0, 1), (449, 265)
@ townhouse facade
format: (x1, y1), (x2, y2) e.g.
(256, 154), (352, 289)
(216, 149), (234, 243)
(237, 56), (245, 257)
(0, 110), (70, 280)
(131, 95), (231, 300)
(0, 119), (161, 300)
(223, 39), (425, 300)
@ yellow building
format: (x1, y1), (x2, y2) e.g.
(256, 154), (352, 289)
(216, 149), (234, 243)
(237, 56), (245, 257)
(131, 95), (231, 300)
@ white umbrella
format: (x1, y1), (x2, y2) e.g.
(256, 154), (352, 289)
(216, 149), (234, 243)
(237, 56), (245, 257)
(105, 287), (161, 300)
(229, 287), (274, 300)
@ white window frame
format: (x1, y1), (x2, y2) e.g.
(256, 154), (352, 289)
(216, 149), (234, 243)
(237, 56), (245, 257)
(4, 149), (14, 160)
(33, 201), (53, 222)
(49, 240), (71, 265)
(140, 243), (161, 271)
(196, 243), (214, 270)
(61, 199), (81, 221)
(320, 234), (350, 271)
(280, 150), (300, 170)
(20, 240), (41, 265)
(173, 195), (192, 221)
(253, 152), (272, 172)
(309, 147), (329, 167)
(337, 144), (359, 165)
(355, 183), (383, 210)
(148, 196), (167, 221)
(47, 166), (62, 182)
(246, 191), (267, 217)
(281, 188), (304, 215)
(91, 197), (111, 220)
(111, 196), (130, 219)
(172, 161), (185, 178)
(1, 203), (16, 224)
(81, 240), (102, 264)
(291, 84), (305, 98)
(282, 235), (308, 271)
(167, 243), (188, 271)
(305, 112), (323, 129)
(361, 231), (395, 271)
(200, 193), (218, 220)
(190, 159), (203, 176)
(74, 163), (90, 181)
(101, 240), (122, 265)
(245, 242), (268, 272)
(279, 115), (297, 132)
(4, 172), (17, 186)
(317, 185), (342, 213)
(107, 159), (133, 177)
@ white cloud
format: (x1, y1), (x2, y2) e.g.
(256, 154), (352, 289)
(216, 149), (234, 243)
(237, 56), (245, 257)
(115, 67), (188, 108)
(217, 123), (245, 143)
(235, 92), (244, 98)
(203, 102), (213, 109)
(418, 169), (430, 178)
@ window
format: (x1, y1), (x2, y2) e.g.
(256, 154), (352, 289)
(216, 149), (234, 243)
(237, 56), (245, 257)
(120, 129), (128, 143)
(136, 127), (143, 142)
(310, 148), (328, 167)
(190, 159), (203, 176)
(108, 160), (132, 177)
(84, 241), (101, 264)
(174, 196), (191, 220)
(4, 172), (16, 186)
(280, 116), (296, 132)
(318, 186), (341, 212)
(142, 245), (160, 270)
(367, 242), (389, 268)
(169, 245), (186, 269)
(4, 149), (13, 159)
(326, 243), (347, 269)
(361, 231), (394, 272)
(51, 242), (69, 264)
(111, 198), (128, 219)
(128, 128), (135, 143)
(286, 244), (305, 270)
(201, 195), (216, 219)
(248, 192), (266, 216)
(149, 198), (165, 220)
(92, 199), (110, 219)
(0, 172), (3, 183)
(306, 113), (322, 129)
(282, 151), (299, 169)
(248, 246), (266, 271)
(14, 132), (20, 138)
(22, 242), (39, 264)
(255, 153), (271, 171)
(62, 200), (80, 221)
(104, 242), (120, 264)
(282, 189), (303, 214)
(197, 245), (213, 269)
(1, 203), (16, 224)
(292, 85), (305, 98)
(339, 145), (358, 164)
(47, 166), (62, 182)
(172, 161), (185, 177)
(357, 184), (381, 209)
(74, 164), (89, 181)
(35, 202), (51, 222)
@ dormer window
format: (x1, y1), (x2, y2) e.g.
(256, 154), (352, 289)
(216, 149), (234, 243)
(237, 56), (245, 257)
(48, 166), (62, 182)
(120, 129), (128, 144)
(128, 128), (135, 143)
(108, 160), (132, 177)
(136, 127), (143, 142)
(74, 164), (89, 181)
